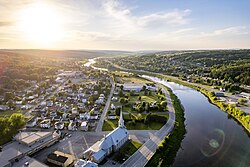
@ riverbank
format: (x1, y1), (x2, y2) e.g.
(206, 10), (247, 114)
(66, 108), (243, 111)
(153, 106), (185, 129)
(146, 87), (186, 167)
(156, 74), (250, 134)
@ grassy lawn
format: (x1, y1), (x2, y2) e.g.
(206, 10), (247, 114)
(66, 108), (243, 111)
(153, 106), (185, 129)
(113, 140), (142, 163)
(102, 113), (168, 131)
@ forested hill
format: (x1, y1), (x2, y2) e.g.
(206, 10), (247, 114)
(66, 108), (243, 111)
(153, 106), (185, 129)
(99, 50), (250, 87)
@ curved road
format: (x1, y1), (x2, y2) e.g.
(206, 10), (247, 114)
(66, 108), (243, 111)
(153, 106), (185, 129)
(121, 84), (176, 167)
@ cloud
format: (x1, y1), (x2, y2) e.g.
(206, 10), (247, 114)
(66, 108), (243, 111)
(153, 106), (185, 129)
(103, 0), (191, 30)
(199, 26), (248, 38)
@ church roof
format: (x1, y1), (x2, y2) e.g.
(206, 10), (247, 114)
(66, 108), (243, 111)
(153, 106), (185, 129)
(98, 126), (128, 150)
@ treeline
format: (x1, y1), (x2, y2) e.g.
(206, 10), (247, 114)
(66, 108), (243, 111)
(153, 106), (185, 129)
(160, 74), (250, 134)
(146, 88), (186, 167)
(103, 49), (250, 86)
(0, 113), (25, 145)
(199, 89), (250, 133)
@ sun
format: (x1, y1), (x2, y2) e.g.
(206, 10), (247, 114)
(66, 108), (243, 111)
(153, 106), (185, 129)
(19, 3), (64, 46)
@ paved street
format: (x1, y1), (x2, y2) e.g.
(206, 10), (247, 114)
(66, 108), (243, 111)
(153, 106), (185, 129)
(121, 85), (176, 167)
(96, 77), (115, 132)
(32, 130), (154, 164)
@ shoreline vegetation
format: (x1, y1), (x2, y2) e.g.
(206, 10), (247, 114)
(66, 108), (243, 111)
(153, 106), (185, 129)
(154, 74), (250, 135)
(146, 87), (186, 167)
(95, 59), (250, 135)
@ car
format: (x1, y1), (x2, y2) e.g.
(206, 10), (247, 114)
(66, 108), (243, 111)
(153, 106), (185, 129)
(112, 162), (116, 165)
(68, 134), (72, 138)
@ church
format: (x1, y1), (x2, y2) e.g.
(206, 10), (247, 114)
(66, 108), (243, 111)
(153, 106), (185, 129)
(83, 111), (129, 163)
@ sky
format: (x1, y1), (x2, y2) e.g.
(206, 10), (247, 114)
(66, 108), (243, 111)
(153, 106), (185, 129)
(0, 0), (250, 50)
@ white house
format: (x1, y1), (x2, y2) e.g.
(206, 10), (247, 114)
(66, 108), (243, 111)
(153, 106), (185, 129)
(40, 119), (51, 129)
(55, 122), (64, 130)
(80, 121), (88, 131)
(83, 111), (129, 163)
(80, 113), (90, 120)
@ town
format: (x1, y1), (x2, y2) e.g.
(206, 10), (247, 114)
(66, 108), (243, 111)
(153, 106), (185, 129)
(0, 57), (174, 167)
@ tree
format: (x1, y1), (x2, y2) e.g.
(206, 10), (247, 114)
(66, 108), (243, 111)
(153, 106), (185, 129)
(9, 113), (25, 130)
(7, 99), (15, 109)
(4, 92), (14, 102)
(238, 98), (247, 106)
(115, 107), (121, 116)
(160, 101), (167, 108)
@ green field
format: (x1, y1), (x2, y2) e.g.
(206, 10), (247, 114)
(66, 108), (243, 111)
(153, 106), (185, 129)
(102, 114), (168, 131)
(114, 140), (142, 163)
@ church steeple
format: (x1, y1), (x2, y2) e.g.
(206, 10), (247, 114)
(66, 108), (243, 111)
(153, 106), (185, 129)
(118, 108), (124, 128)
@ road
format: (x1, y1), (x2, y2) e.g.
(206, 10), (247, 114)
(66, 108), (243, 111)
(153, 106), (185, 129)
(121, 85), (176, 167)
(96, 77), (115, 132)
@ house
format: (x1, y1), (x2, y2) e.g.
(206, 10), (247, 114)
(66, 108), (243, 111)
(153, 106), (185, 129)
(55, 122), (64, 130)
(80, 121), (88, 131)
(0, 105), (9, 111)
(47, 151), (74, 167)
(215, 92), (225, 97)
(16, 101), (23, 105)
(239, 92), (250, 99)
(90, 114), (99, 120)
(40, 119), (51, 129)
(68, 122), (77, 131)
(50, 111), (57, 118)
(82, 98), (87, 103)
(107, 114), (117, 120)
(41, 101), (47, 106)
(83, 111), (129, 163)
(75, 159), (98, 167)
(47, 101), (53, 107)
(26, 117), (37, 128)
(111, 104), (116, 110)
(54, 115), (62, 122)
(72, 108), (78, 114)
(111, 97), (118, 102)
(80, 113), (90, 120)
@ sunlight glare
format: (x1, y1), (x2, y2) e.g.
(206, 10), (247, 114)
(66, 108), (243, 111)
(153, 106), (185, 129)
(19, 3), (64, 46)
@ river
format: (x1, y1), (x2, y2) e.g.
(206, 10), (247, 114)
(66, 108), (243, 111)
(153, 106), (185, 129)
(85, 59), (250, 167)
(143, 75), (250, 167)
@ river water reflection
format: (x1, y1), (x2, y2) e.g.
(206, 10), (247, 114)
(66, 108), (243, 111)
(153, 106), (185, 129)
(142, 75), (250, 167)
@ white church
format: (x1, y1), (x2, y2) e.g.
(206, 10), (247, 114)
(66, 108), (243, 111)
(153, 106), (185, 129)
(83, 111), (129, 163)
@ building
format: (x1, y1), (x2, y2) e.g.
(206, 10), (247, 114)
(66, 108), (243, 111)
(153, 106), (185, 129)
(40, 119), (51, 129)
(122, 83), (144, 92)
(47, 151), (74, 167)
(240, 92), (250, 99)
(83, 111), (129, 163)
(215, 92), (225, 97)
(26, 117), (37, 128)
(75, 159), (98, 167)
(55, 122), (64, 130)
(81, 121), (89, 131)
(0, 131), (60, 167)
(68, 121), (77, 131)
